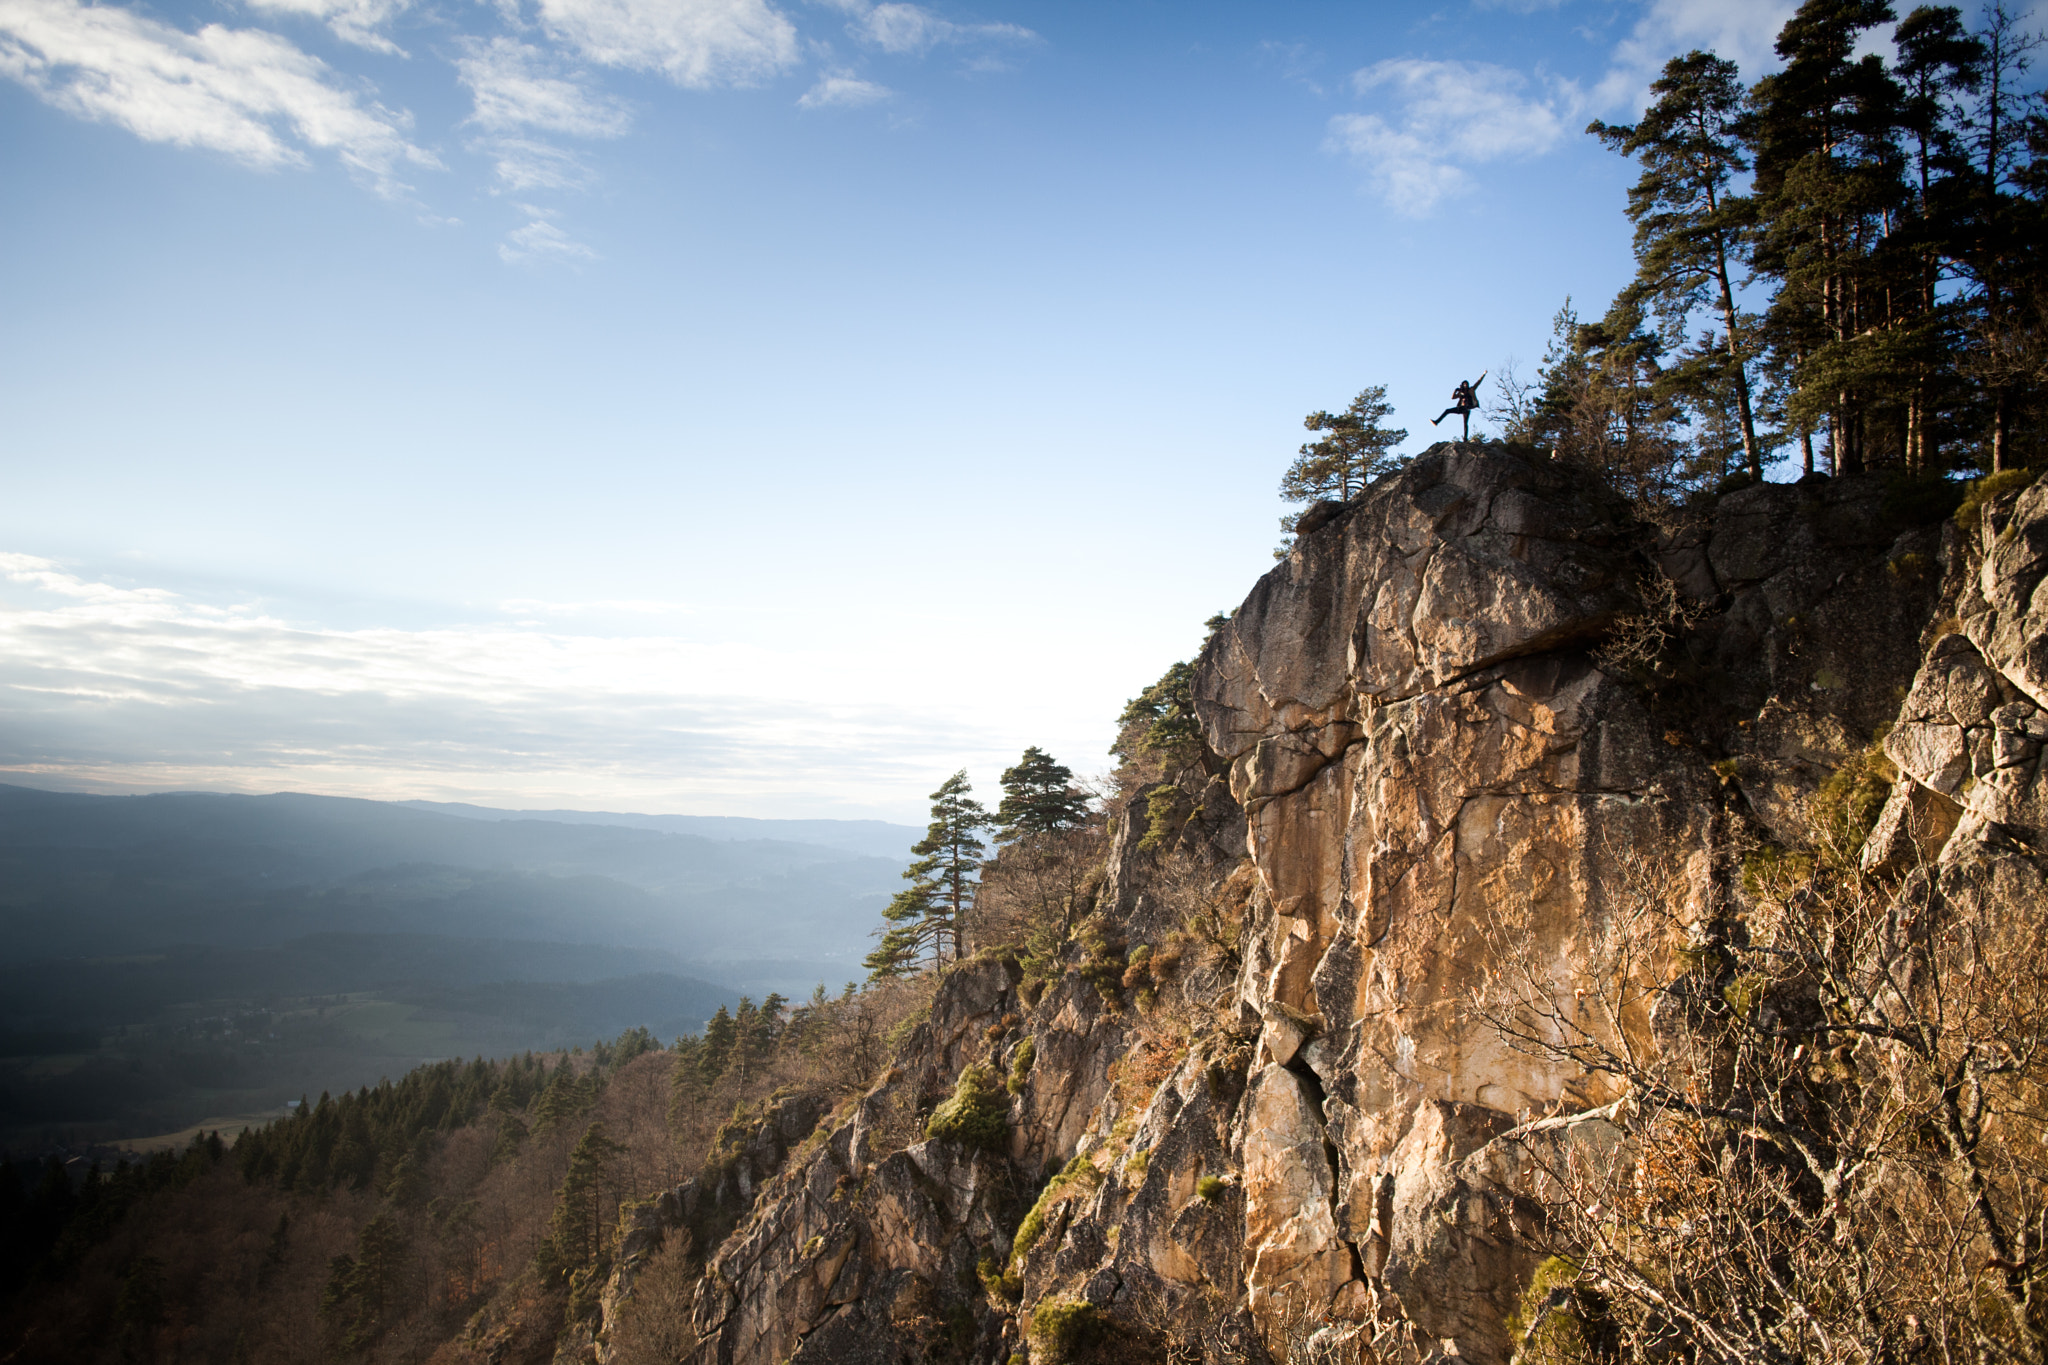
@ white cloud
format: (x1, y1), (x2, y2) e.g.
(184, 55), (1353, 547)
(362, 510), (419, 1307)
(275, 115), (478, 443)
(498, 597), (694, 617)
(797, 68), (886, 107)
(534, 0), (798, 87)
(480, 136), (595, 189)
(1322, 1), (1805, 213)
(0, 0), (438, 194)
(1597, 0), (1798, 107)
(1329, 59), (1572, 215)
(0, 552), (991, 818)
(240, 0), (409, 54)
(499, 203), (597, 261)
(457, 36), (630, 135)
(457, 37), (629, 190)
(852, 1), (1030, 54)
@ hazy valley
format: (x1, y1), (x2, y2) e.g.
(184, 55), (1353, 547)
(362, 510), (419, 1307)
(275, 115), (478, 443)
(0, 786), (915, 1147)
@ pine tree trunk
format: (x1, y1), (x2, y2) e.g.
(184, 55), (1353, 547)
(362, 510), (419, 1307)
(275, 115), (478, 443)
(1708, 203), (1761, 480)
(1993, 389), (2009, 472)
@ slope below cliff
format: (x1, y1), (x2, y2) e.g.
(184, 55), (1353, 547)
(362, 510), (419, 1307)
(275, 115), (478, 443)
(595, 445), (2047, 1365)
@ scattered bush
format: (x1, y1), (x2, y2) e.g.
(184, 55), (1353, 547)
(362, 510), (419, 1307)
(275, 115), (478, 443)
(977, 1251), (1019, 1304)
(1031, 1295), (1106, 1362)
(1137, 785), (1189, 852)
(1810, 736), (1895, 862)
(1011, 1156), (1101, 1268)
(1955, 467), (2041, 531)
(1504, 1255), (1595, 1365)
(1007, 1037), (1037, 1095)
(1195, 1175), (1227, 1202)
(925, 1064), (1010, 1152)
(1077, 915), (1129, 1004)
(1882, 471), (1967, 526)
(1885, 551), (1933, 581)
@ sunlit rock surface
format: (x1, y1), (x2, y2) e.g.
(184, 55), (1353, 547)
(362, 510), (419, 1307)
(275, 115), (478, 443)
(603, 447), (2048, 1365)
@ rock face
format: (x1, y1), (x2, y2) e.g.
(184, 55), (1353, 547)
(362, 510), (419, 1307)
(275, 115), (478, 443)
(601, 447), (2045, 1365)
(1194, 445), (1948, 1359)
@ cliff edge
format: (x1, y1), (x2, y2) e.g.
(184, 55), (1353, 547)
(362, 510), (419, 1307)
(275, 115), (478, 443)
(600, 444), (2046, 1365)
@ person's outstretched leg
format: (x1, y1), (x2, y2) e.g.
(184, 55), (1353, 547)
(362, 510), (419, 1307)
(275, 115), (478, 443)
(1431, 407), (1461, 426)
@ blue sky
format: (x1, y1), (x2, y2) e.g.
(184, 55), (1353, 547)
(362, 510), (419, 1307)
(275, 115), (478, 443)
(0, 0), (1980, 821)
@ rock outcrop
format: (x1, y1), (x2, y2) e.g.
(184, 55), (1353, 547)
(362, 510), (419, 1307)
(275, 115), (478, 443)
(598, 446), (2046, 1365)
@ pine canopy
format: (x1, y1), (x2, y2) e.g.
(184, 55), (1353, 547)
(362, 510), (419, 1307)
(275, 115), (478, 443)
(1278, 385), (1408, 536)
(996, 747), (1089, 842)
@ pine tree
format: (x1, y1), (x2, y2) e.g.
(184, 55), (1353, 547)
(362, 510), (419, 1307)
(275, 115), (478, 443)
(700, 1004), (737, 1079)
(1747, 0), (1910, 474)
(1111, 661), (1202, 776)
(1278, 385), (1408, 538)
(1590, 51), (1767, 479)
(865, 771), (989, 976)
(995, 747), (1090, 843)
(1950, 3), (2046, 469)
(863, 890), (929, 980)
(532, 1064), (587, 1131)
(1507, 297), (1691, 508)
(538, 1121), (626, 1290)
(1891, 4), (1983, 471)
(319, 1213), (411, 1351)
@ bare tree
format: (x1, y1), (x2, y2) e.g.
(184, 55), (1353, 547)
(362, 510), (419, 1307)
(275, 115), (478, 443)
(1473, 834), (2048, 1363)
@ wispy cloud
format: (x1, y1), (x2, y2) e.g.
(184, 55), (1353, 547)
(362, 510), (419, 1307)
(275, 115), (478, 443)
(534, 0), (798, 86)
(457, 36), (629, 194)
(457, 36), (630, 136)
(240, 0), (410, 54)
(498, 597), (695, 618)
(480, 136), (596, 190)
(797, 68), (888, 107)
(0, 553), (988, 818)
(498, 204), (596, 261)
(0, 0), (438, 194)
(1255, 39), (1326, 96)
(1328, 59), (1573, 215)
(848, 1), (1031, 55)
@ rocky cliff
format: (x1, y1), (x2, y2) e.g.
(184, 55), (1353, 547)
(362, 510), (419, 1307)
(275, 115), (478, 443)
(596, 444), (2048, 1365)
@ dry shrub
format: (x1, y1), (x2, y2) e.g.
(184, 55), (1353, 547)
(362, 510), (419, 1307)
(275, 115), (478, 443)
(969, 825), (1107, 962)
(601, 1233), (699, 1365)
(1111, 1034), (1183, 1140)
(1593, 571), (1708, 679)
(1476, 821), (2048, 1364)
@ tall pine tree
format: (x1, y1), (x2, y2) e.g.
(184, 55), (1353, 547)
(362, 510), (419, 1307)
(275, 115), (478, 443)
(537, 1121), (626, 1296)
(865, 771), (989, 977)
(1591, 51), (1767, 479)
(1747, 0), (1909, 474)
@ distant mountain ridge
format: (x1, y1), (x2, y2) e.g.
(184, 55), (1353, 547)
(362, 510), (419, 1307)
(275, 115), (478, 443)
(394, 798), (920, 860)
(0, 783), (909, 957)
(0, 782), (915, 1137)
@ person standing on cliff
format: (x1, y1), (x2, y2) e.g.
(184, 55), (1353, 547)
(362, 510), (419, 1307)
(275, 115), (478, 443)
(1430, 372), (1486, 440)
